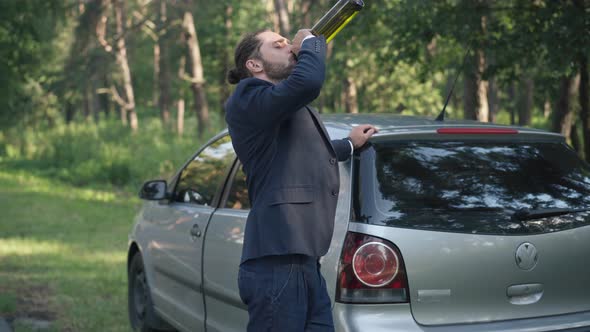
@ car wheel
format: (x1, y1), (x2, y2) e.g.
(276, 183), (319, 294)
(128, 253), (175, 332)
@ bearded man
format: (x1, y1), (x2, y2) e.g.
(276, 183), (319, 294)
(224, 28), (377, 332)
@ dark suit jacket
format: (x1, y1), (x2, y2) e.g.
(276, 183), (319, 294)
(225, 36), (351, 263)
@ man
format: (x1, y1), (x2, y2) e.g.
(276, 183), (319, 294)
(225, 28), (377, 331)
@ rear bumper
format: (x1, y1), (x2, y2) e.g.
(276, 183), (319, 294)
(333, 303), (590, 332)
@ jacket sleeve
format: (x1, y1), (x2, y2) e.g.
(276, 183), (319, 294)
(331, 138), (353, 162)
(239, 36), (327, 129)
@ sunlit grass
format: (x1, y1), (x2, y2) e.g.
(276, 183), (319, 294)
(0, 167), (138, 331)
(0, 238), (68, 257)
(0, 170), (126, 203)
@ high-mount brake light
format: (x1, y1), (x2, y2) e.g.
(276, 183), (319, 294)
(336, 232), (409, 304)
(437, 128), (519, 135)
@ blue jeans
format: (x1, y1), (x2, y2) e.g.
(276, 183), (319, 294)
(238, 254), (335, 332)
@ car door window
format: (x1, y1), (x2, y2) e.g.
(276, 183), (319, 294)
(174, 135), (234, 206)
(225, 164), (250, 210)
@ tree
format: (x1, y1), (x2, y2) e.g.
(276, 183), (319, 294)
(274, 0), (292, 37)
(181, 3), (210, 138)
(0, 0), (65, 128)
(156, 0), (173, 126)
(113, 0), (138, 131)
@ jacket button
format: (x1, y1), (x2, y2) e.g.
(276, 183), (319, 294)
(329, 158), (336, 165)
(331, 189), (338, 196)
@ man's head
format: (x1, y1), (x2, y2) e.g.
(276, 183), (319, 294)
(227, 30), (296, 85)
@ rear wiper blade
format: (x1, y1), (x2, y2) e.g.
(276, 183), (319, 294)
(512, 207), (590, 221)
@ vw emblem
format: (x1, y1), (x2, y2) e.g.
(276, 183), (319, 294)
(515, 242), (539, 270)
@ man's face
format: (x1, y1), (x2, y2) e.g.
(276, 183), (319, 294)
(256, 31), (296, 82)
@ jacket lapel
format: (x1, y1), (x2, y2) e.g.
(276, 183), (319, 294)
(305, 106), (336, 155)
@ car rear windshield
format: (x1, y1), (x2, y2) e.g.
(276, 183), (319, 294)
(353, 140), (590, 235)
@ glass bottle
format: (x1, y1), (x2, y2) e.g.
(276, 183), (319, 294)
(311, 0), (364, 43)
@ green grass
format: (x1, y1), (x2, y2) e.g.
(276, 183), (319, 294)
(0, 115), (225, 331)
(0, 293), (16, 313)
(0, 168), (141, 331)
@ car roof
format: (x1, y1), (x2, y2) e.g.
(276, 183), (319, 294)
(320, 113), (554, 135)
(215, 113), (563, 143)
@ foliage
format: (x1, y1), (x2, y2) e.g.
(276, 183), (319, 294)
(0, 0), (588, 170)
(0, 113), (221, 191)
(0, 0), (65, 127)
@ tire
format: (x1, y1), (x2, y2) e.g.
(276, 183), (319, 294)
(128, 253), (176, 332)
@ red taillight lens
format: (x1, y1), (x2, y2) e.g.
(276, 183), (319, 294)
(336, 232), (409, 304)
(353, 242), (399, 287)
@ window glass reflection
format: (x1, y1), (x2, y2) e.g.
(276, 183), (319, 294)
(226, 165), (250, 210)
(359, 141), (590, 234)
(174, 136), (235, 206)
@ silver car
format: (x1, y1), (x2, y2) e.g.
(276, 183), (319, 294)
(127, 114), (590, 332)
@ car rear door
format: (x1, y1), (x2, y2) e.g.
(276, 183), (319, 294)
(146, 135), (235, 331)
(354, 133), (590, 325)
(202, 161), (250, 332)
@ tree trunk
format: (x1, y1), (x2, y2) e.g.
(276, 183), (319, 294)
(220, 4), (233, 122)
(344, 77), (358, 114)
(508, 83), (516, 125)
(571, 123), (582, 153)
(91, 77), (101, 123)
(488, 77), (498, 123)
(518, 77), (533, 126)
(65, 102), (75, 124)
(177, 98), (185, 137)
(476, 49), (489, 122)
(464, 14), (490, 122)
(552, 75), (580, 137)
(182, 9), (209, 138)
(157, 0), (171, 126)
(267, 0), (280, 34)
(544, 99), (551, 118)
(153, 43), (160, 107)
(301, 0), (317, 27)
(83, 81), (91, 120)
(463, 48), (490, 121)
(274, 0), (291, 37)
(463, 68), (478, 120)
(114, 0), (137, 131)
(579, 55), (589, 162)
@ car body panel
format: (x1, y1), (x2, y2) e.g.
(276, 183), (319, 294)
(348, 129), (590, 325)
(202, 207), (248, 332)
(333, 303), (590, 332)
(128, 114), (590, 332)
(143, 201), (212, 332)
(347, 222), (590, 325)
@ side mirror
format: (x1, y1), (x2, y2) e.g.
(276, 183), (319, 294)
(139, 180), (168, 200)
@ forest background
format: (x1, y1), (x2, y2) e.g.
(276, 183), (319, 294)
(0, 1), (589, 331)
(0, 0), (589, 190)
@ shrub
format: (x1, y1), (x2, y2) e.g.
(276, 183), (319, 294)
(0, 114), (221, 191)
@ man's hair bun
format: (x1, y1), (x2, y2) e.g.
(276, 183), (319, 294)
(227, 68), (242, 85)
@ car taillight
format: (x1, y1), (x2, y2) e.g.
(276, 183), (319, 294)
(336, 232), (409, 304)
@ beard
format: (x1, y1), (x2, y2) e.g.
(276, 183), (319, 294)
(262, 58), (295, 82)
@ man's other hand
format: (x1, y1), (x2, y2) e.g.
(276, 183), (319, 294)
(291, 29), (313, 56)
(348, 124), (379, 149)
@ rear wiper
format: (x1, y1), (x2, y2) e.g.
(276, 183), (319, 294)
(512, 207), (590, 221)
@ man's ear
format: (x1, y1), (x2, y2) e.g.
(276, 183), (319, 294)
(246, 59), (263, 74)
